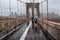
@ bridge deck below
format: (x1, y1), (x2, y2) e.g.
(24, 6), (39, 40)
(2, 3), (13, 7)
(25, 23), (47, 40)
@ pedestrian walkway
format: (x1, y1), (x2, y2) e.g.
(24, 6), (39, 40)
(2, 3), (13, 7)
(25, 23), (47, 40)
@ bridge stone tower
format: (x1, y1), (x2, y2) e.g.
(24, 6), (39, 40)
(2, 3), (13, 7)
(26, 3), (40, 18)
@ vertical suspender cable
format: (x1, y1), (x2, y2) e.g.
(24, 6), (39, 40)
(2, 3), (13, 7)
(9, 0), (11, 18)
(2, 0), (5, 16)
(41, 0), (43, 24)
(3, 0), (5, 13)
(55, 1), (57, 22)
(47, 0), (48, 20)
(38, 0), (39, 17)
(21, 2), (22, 18)
(30, 0), (31, 2)
(19, 2), (21, 17)
(46, 0), (49, 39)
(17, 0), (19, 17)
(46, 0), (48, 30)
(20, 1), (22, 18)
(22, 0), (24, 18)
(17, 0), (26, 18)
(55, 1), (59, 40)
(41, 0), (43, 19)
(21, 1), (23, 18)
(9, 0), (11, 29)
(30, 0), (32, 3)
(0, 0), (2, 14)
(17, 0), (19, 24)
(6, 0), (8, 14)
(4, 0), (8, 16)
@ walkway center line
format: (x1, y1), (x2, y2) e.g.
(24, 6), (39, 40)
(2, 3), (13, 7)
(20, 21), (32, 40)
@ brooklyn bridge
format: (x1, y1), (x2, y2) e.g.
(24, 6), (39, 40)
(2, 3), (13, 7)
(0, 0), (60, 40)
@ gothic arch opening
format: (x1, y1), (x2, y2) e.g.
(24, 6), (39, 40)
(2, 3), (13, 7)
(34, 8), (37, 16)
(29, 8), (32, 17)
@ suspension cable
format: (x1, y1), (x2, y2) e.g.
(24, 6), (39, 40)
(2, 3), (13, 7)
(41, 0), (43, 19)
(40, 0), (48, 19)
(9, 0), (11, 29)
(3, 0), (5, 11)
(55, 1), (57, 23)
(1, 0), (5, 14)
(9, 0), (11, 17)
(17, 0), (26, 4)
(16, 0), (19, 23)
(40, 0), (46, 4)
(17, 0), (26, 18)
(30, 0), (32, 3)
(17, 0), (23, 18)
(21, 1), (23, 18)
(0, 0), (2, 13)
(6, 0), (8, 16)
(47, 0), (48, 20)
(46, 0), (48, 31)
(18, 0), (47, 5)
(17, 0), (19, 16)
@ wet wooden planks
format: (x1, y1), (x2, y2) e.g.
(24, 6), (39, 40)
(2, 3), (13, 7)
(25, 25), (47, 40)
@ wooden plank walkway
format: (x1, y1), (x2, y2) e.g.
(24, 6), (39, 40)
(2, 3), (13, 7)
(25, 23), (47, 40)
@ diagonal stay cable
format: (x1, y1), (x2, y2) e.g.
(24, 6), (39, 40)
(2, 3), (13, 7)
(17, 0), (26, 4)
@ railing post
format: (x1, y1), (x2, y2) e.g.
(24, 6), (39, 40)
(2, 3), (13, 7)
(56, 29), (60, 40)
(2, 23), (5, 28)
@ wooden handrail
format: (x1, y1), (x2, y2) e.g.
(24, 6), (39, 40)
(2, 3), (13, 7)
(38, 18), (60, 30)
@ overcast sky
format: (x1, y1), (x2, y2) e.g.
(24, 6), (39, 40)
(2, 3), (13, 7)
(0, 0), (60, 16)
